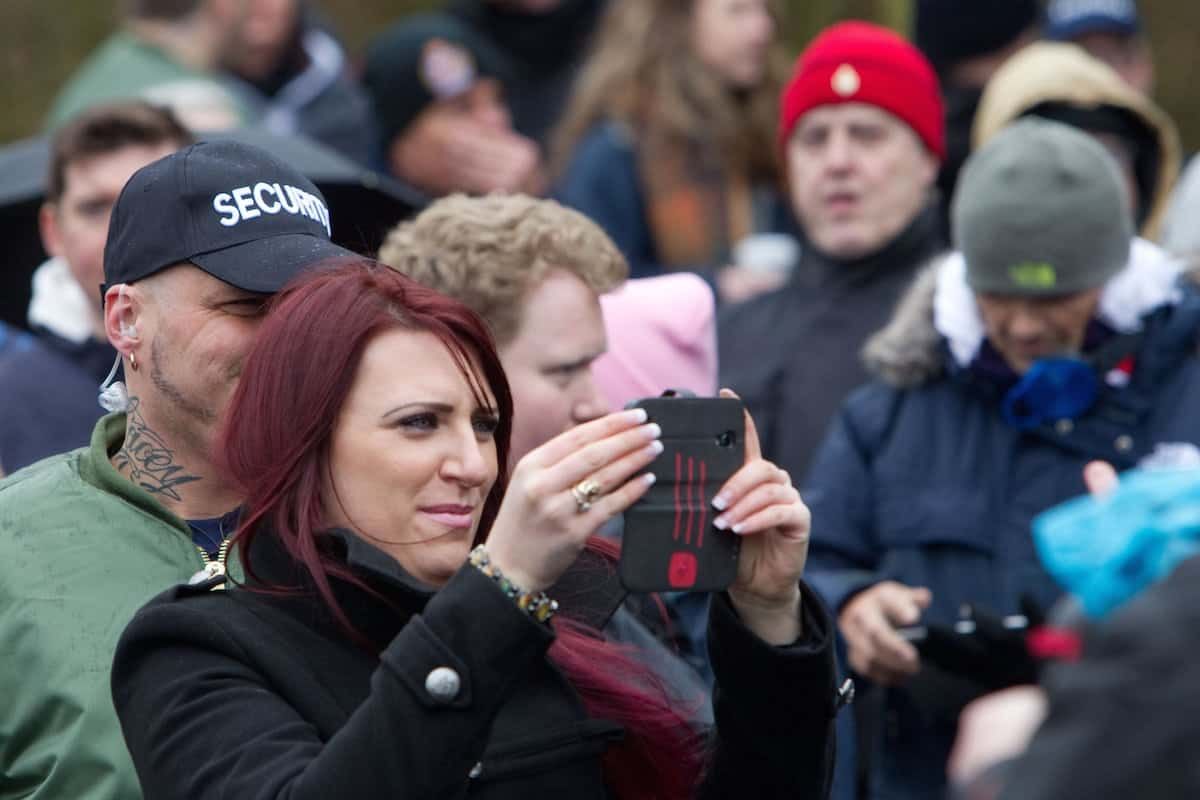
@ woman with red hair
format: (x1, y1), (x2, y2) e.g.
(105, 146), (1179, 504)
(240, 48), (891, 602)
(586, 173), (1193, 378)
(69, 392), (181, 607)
(110, 259), (836, 798)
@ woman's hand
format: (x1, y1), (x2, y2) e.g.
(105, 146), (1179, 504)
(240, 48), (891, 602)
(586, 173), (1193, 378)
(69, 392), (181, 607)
(485, 409), (662, 593)
(712, 390), (810, 644)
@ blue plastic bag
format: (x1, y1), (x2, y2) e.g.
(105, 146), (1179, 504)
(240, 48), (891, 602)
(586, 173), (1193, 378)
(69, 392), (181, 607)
(1034, 467), (1200, 618)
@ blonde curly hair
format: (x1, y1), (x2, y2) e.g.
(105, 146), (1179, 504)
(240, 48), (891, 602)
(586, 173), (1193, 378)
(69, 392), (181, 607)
(378, 194), (628, 346)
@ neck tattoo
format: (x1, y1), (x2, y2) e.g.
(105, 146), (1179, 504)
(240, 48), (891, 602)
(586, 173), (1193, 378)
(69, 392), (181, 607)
(113, 397), (202, 503)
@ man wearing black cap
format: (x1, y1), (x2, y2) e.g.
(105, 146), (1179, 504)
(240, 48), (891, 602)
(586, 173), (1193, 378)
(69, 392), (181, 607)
(0, 140), (353, 799)
(913, 0), (1041, 237)
(363, 14), (543, 198)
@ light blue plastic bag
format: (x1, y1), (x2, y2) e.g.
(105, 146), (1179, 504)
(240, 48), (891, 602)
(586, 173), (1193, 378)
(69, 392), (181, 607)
(1034, 467), (1200, 619)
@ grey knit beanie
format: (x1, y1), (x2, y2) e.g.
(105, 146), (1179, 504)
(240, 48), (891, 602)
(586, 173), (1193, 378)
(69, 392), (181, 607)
(953, 118), (1133, 295)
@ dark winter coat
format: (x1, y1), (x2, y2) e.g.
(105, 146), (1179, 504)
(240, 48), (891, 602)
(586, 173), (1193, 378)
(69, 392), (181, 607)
(803, 261), (1200, 800)
(0, 330), (114, 473)
(112, 528), (839, 799)
(998, 554), (1200, 800)
(719, 204), (946, 481)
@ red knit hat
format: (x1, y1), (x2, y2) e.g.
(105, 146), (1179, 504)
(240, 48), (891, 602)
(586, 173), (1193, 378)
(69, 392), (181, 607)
(780, 21), (946, 161)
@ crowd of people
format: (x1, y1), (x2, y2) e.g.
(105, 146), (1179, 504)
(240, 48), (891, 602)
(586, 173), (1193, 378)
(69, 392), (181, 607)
(3, 0), (1200, 798)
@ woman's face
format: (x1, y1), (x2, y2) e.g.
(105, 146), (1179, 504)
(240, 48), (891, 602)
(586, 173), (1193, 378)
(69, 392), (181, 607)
(690, 0), (775, 89)
(324, 328), (500, 587)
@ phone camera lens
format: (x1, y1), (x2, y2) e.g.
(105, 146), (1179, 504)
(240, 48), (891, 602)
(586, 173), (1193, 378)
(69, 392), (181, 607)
(716, 431), (736, 448)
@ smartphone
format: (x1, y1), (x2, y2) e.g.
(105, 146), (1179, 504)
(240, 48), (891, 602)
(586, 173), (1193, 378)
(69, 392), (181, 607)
(618, 394), (744, 593)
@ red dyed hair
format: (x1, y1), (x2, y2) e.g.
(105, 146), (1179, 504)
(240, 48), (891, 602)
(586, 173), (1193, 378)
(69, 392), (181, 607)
(220, 260), (703, 798)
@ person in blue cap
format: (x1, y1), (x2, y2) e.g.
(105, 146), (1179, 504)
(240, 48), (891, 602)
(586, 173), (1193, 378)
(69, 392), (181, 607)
(1046, 0), (1155, 95)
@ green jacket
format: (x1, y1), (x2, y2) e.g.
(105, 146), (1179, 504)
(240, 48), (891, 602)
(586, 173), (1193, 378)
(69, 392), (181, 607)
(47, 31), (253, 130)
(0, 413), (237, 799)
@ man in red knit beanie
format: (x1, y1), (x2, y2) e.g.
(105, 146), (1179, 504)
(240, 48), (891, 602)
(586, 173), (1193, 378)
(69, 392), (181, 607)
(778, 21), (944, 261)
(721, 20), (947, 485)
(722, 27), (947, 798)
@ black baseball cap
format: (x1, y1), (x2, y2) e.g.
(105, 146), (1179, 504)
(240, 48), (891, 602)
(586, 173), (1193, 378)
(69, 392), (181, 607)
(363, 14), (508, 145)
(103, 139), (355, 293)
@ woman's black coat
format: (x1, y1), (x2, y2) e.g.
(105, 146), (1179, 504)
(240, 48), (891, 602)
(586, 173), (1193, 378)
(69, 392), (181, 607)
(111, 529), (839, 799)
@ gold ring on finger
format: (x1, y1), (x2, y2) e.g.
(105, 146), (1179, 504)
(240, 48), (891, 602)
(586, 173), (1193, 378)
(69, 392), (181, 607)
(571, 478), (603, 513)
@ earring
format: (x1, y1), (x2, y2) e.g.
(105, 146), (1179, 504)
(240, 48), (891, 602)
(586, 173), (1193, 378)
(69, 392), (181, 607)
(129, 352), (139, 372)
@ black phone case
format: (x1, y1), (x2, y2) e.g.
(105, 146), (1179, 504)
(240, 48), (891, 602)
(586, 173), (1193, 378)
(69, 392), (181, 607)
(618, 396), (744, 593)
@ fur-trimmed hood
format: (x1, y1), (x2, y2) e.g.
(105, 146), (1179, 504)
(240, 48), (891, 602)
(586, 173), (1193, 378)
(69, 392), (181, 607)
(863, 238), (1192, 388)
(972, 42), (1181, 241)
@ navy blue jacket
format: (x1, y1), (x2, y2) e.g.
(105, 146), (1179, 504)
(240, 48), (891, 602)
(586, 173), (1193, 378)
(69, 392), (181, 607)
(0, 330), (114, 473)
(804, 268), (1200, 800)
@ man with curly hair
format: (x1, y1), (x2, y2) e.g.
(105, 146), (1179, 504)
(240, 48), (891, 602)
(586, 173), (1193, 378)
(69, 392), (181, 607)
(379, 193), (719, 689)
(379, 193), (626, 461)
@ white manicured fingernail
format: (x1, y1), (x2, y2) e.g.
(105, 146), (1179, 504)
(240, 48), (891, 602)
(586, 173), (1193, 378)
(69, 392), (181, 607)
(627, 408), (649, 424)
(641, 423), (662, 439)
(713, 515), (729, 530)
(646, 440), (664, 456)
(642, 473), (657, 486)
(732, 522), (745, 534)
(712, 494), (729, 511)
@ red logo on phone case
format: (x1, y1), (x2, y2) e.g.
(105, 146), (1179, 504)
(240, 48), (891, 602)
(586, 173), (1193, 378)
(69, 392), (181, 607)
(668, 551), (698, 588)
(668, 453), (710, 587)
(672, 453), (708, 546)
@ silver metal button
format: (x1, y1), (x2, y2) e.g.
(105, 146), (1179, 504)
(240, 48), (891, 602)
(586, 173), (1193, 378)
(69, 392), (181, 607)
(1115, 435), (1134, 453)
(1055, 419), (1074, 436)
(468, 762), (483, 779)
(836, 678), (856, 710)
(425, 666), (461, 703)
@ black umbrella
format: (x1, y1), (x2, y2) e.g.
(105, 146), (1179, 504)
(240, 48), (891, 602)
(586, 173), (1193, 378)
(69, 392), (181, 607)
(0, 127), (427, 330)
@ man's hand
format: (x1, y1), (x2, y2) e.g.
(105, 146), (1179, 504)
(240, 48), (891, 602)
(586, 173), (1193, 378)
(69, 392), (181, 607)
(441, 124), (544, 195)
(1083, 460), (1119, 497)
(838, 581), (932, 685)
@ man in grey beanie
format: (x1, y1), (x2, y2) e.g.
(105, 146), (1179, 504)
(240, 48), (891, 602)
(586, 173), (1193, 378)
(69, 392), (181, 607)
(954, 118), (1134, 374)
(801, 117), (1200, 799)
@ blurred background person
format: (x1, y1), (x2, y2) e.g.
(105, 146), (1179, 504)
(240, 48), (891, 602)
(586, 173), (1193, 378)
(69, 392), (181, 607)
(219, 0), (375, 164)
(47, 0), (254, 132)
(973, 41), (1180, 242)
(1161, 158), (1200, 259)
(362, 14), (543, 199)
(1046, 0), (1155, 95)
(912, 0), (1041, 238)
(805, 119), (1200, 800)
(593, 273), (718, 412)
(0, 102), (190, 475)
(444, 0), (607, 148)
(719, 25), (946, 796)
(552, 0), (795, 302)
(720, 22), (946, 483)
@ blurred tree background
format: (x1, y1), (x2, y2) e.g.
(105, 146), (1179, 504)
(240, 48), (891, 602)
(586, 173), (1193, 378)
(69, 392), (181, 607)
(2, 0), (1198, 147)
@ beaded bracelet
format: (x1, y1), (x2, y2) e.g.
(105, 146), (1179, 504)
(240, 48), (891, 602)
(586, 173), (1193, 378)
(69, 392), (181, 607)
(468, 545), (559, 624)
